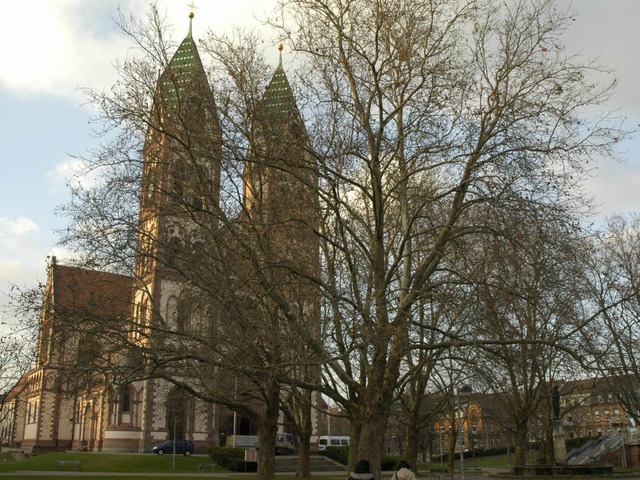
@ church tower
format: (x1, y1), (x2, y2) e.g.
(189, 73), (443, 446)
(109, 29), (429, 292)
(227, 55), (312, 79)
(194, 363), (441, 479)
(103, 12), (222, 452)
(243, 45), (319, 271)
(243, 46), (323, 444)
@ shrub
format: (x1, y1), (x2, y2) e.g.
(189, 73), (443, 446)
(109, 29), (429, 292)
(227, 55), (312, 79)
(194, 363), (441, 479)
(436, 446), (508, 463)
(208, 447), (257, 472)
(323, 446), (349, 465)
(382, 456), (399, 471)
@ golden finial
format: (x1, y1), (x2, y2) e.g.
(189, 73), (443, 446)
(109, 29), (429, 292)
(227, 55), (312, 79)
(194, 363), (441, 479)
(278, 44), (284, 68)
(188, 2), (196, 36)
(278, 44), (284, 52)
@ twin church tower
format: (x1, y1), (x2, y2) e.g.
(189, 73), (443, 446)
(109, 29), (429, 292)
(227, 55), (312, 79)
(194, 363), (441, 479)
(4, 13), (321, 453)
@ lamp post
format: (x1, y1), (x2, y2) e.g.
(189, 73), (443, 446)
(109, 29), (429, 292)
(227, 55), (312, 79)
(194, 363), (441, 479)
(172, 416), (177, 472)
(457, 390), (465, 480)
(232, 377), (237, 448)
(439, 428), (444, 471)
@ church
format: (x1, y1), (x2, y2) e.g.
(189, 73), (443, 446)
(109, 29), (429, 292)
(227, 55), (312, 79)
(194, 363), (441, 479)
(2, 12), (322, 454)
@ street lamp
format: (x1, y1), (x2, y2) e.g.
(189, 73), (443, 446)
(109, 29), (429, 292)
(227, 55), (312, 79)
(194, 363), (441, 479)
(439, 428), (444, 471)
(457, 390), (465, 480)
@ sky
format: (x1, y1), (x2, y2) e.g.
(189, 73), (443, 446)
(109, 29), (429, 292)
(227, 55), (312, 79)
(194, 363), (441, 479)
(1, 0), (640, 323)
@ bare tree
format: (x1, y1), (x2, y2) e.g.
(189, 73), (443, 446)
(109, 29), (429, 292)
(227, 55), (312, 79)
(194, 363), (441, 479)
(264, 0), (624, 473)
(0, 284), (41, 445)
(45, 0), (626, 478)
(467, 204), (588, 466)
(583, 213), (640, 424)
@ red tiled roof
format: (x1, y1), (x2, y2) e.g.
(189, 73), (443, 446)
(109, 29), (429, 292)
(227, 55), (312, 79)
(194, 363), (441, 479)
(51, 263), (133, 320)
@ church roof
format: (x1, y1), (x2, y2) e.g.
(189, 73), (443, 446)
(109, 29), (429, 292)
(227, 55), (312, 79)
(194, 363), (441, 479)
(49, 259), (132, 319)
(159, 15), (208, 102)
(262, 47), (297, 122)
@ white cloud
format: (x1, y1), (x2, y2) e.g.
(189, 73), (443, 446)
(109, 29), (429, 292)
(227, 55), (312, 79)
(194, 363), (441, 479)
(0, 1), (131, 97)
(46, 157), (98, 191)
(0, 217), (47, 291)
(0, 217), (39, 238)
(0, 0), (279, 99)
(584, 157), (640, 218)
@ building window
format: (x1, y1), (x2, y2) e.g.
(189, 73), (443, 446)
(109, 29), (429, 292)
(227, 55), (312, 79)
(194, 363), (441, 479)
(177, 299), (190, 332)
(121, 386), (132, 413)
(27, 400), (38, 424)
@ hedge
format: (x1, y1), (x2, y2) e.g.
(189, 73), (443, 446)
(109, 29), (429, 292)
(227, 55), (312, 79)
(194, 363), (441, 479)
(208, 446), (257, 472)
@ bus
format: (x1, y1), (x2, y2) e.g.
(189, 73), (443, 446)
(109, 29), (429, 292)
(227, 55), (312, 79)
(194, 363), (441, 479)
(276, 432), (295, 455)
(318, 435), (350, 451)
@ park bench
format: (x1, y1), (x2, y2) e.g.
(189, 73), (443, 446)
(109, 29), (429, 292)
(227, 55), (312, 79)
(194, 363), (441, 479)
(55, 460), (82, 470)
(428, 470), (453, 480)
(197, 462), (217, 472)
(464, 466), (482, 476)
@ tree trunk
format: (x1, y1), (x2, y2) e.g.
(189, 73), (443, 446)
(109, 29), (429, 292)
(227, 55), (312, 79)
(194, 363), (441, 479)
(348, 418), (364, 471)
(404, 423), (419, 466)
(296, 437), (312, 480)
(256, 381), (281, 480)
(513, 425), (528, 467)
(357, 413), (388, 480)
(295, 392), (313, 480)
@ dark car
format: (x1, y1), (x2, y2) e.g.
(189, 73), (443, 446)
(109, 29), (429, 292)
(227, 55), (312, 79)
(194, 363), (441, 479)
(151, 440), (194, 456)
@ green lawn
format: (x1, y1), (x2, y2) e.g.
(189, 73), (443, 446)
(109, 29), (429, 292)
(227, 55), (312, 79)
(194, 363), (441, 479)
(0, 451), (525, 480)
(0, 451), (218, 473)
(420, 453), (512, 473)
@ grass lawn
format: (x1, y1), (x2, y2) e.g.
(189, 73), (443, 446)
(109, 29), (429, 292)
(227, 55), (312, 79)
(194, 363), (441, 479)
(419, 453), (513, 473)
(0, 477), (232, 480)
(0, 451), (220, 473)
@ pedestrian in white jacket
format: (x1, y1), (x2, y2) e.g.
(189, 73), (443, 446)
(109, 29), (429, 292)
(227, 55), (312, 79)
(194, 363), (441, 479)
(391, 461), (417, 480)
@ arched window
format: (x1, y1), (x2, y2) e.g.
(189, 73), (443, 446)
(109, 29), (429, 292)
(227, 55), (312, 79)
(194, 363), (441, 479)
(165, 237), (182, 268)
(177, 299), (191, 333)
(166, 296), (178, 329)
(121, 386), (132, 413)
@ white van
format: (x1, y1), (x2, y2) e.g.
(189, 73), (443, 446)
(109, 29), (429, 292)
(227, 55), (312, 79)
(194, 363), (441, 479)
(318, 435), (350, 451)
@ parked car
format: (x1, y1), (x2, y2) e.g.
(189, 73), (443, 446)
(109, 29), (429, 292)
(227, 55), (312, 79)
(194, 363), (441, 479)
(151, 439), (194, 456)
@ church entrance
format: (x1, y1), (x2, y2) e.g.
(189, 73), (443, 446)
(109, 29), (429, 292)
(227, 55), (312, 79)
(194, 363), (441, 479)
(166, 386), (190, 440)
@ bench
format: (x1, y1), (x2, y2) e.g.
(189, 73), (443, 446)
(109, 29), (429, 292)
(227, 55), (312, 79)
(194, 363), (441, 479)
(55, 460), (82, 471)
(197, 462), (217, 472)
(429, 471), (453, 480)
(436, 474), (454, 480)
(464, 466), (481, 476)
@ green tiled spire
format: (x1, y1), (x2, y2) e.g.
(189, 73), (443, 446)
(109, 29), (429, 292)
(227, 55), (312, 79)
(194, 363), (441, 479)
(160, 12), (207, 102)
(262, 45), (296, 122)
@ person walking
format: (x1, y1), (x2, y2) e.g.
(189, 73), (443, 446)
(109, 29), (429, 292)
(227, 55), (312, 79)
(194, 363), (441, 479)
(391, 461), (418, 480)
(349, 459), (374, 480)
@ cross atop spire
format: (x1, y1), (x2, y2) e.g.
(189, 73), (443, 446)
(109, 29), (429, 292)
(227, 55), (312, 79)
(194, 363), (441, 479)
(188, 2), (196, 36)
